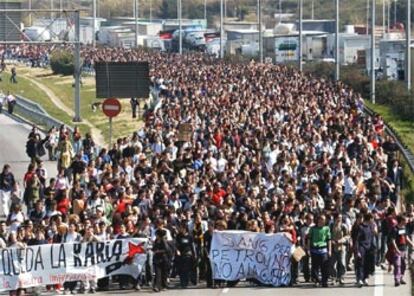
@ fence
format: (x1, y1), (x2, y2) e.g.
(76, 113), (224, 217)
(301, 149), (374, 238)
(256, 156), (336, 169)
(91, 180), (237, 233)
(12, 95), (73, 133)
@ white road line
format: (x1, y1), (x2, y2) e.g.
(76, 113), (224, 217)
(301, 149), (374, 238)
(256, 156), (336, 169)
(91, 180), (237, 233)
(222, 288), (229, 293)
(374, 269), (384, 296)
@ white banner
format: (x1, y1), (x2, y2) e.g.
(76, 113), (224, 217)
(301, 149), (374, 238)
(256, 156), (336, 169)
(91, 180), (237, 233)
(0, 238), (148, 291)
(209, 231), (293, 286)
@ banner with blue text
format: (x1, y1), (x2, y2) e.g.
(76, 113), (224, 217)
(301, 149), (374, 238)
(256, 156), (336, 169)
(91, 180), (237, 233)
(0, 238), (147, 291)
(210, 231), (293, 286)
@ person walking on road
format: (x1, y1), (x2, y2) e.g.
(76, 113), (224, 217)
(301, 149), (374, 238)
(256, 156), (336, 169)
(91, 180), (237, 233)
(331, 213), (349, 285)
(355, 213), (377, 287)
(153, 229), (171, 292)
(6, 92), (16, 114)
(389, 214), (414, 287)
(0, 164), (15, 218)
(307, 214), (331, 287)
(175, 221), (196, 288)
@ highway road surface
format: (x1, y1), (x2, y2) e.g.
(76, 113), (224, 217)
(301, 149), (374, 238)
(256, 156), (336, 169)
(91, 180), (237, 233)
(0, 113), (57, 193)
(11, 268), (410, 296)
(0, 115), (411, 296)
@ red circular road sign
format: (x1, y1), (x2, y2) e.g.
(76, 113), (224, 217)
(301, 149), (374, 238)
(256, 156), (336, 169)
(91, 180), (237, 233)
(102, 98), (122, 118)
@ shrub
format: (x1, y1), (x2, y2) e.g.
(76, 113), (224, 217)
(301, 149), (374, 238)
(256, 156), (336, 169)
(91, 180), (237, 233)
(50, 50), (75, 76)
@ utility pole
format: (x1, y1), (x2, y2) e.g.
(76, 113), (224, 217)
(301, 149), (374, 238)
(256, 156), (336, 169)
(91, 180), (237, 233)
(383, 0), (386, 35)
(92, 0), (96, 47)
(406, 0), (411, 90)
(29, 0), (32, 26)
(312, 0), (315, 20)
(394, 0), (397, 26)
(74, 10), (81, 122)
(371, 0), (376, 104)
(279, 0), (282, 23)
(367, 0), (370, 35)
(150, 0), (153, 23)
(134, 0), (139, 48)
(299, 0), (303, 71)
(335, 0), (340, 80)
(220, 0), (224, 58)
(258, 0), (263, 63)
(388, 0), (391, 32)
(204, 0), (207, 21)
(178, 0), (182, 55)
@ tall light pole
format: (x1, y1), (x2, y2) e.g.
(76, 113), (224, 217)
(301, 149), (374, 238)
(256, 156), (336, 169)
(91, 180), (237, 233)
(150, 0), (153, 23)
(383, 0), (386, 35)
(394, 0), (397, 26)
(311, 0), (315, 20)
(220, 0), (224, 58)
(388, 0), (391, 32)
(74, 10), (81, 122)
(258, 0), (263, 63)
(299, 0), (303, 71)
(29, 0), (32, 26)
(178, 0), (182, 54)
(204, 0), (207, 21)
(335, 0), (340, 80)
(279, 0), (282, 23)
(371, 0), (376, 104)
(367, 0), (370, 35)
(406, 0), (411, 90)
(92, 0), (96, 47)
(134, 0), (139, 48)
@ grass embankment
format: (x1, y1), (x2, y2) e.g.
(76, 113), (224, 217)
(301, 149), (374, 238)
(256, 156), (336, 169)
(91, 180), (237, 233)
(1, 66), (144, 144)
(0, 71), (77, 131)
(24, 67), (144, 144)
(365, 101), (414, 204)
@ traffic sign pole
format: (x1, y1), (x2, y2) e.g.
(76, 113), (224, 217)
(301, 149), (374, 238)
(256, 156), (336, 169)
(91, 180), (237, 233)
(102, 98), (122, 147)
(109, 117), (113, 148)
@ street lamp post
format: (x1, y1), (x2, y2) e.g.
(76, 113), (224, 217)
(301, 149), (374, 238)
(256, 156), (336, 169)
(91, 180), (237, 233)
(335, 0), (340, 80)
(406, 0), (411, 90)
(258, 0), (263, 63)
(371, 0), (376, 103)
(220, 0), (224, 58)
(92, 0), (96, 47)
(134, 0), (139, 48)
(178, 0), (182, 54)
(299, 0), (303, 71)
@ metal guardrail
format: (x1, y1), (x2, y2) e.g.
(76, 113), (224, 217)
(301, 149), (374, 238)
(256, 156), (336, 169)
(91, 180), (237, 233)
(13, 95), (73, 133)
(364, 106), (414, 174)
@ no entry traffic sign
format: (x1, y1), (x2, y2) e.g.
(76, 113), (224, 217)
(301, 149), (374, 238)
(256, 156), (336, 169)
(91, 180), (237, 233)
(102, 98), (122, 118)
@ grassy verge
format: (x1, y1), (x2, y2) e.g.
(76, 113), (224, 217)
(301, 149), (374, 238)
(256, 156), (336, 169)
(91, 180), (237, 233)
(1, 66), (144, 143)
(20, 67), (143, 142)
(365, 101), (414, 204)
(0, 71), (79, 130)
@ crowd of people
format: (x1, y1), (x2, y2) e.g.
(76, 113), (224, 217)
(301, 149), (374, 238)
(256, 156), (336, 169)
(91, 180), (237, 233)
(0, 44), (413, 295)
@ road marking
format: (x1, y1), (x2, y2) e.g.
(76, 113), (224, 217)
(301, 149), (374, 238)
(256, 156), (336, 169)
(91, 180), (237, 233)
(222, 288), (229, 293)
(374, 269), (384, 296)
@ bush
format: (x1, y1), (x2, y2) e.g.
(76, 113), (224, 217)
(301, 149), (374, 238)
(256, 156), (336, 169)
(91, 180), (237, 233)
(50, 50), (74, 76)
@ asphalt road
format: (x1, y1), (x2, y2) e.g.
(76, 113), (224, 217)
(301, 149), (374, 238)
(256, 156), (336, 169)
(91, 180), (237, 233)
(0, 113), (57, 192)
(0, 115), (411, 296)
(16, 268), (409, 296)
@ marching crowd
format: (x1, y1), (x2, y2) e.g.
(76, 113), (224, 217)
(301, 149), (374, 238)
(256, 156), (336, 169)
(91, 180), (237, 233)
(0, 45), (413, 295)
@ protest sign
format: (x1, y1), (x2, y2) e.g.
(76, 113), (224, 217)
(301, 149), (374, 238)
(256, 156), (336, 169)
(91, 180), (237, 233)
(177, 123), (193, 142)
(0, 238), (147, 291)
(209, 231), (293, 286)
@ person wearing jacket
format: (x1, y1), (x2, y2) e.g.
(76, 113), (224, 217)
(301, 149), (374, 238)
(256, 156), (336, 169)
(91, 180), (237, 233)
(175, 221), (196, 288)
(0, 164), (15, 218)
(152, 229), (170, 292)
(355, 213), (377, 287)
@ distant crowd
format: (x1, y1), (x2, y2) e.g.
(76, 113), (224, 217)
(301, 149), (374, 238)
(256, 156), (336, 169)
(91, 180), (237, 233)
(0, 44), (413, 296)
